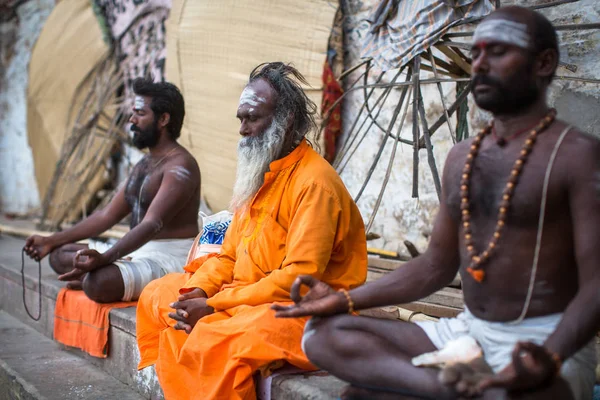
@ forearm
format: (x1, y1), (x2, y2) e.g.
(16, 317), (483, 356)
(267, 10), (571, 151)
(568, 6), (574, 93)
(544, 284), (600, 360)
(351, 253), (457, 311)
(50, 211), (118, 247)
(102, 219), (162, 263)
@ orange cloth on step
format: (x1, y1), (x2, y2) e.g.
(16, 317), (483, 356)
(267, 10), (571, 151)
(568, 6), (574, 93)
(54, 288), (136, 358)
(136, 140), (367, 400)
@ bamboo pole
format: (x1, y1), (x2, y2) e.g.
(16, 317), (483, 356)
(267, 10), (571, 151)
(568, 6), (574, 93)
(354, 68), (411, 203)
(428, 48), (457, 144)
(417, 86), (442, 200)
(412, 58), (421, 198)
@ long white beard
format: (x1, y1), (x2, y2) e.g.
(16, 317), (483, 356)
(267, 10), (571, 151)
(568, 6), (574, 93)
(229, 118), (286, 211)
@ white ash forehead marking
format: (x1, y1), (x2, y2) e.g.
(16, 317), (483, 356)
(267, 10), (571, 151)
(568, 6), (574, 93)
(238, 87), (266, 108)
(473, 19), (531, 50)
(170, 166), (192, 181)
(134, 96), (145, 109)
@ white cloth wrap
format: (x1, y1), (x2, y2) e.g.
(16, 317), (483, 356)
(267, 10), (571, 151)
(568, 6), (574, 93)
(415, 309), (597, 400)
(88, 238), (194, 301)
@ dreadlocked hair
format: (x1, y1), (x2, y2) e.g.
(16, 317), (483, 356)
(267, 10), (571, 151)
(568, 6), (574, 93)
(248, 62), (318, 144)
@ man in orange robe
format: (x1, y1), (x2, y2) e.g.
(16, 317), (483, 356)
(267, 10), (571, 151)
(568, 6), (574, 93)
(136, 62), (367, 400)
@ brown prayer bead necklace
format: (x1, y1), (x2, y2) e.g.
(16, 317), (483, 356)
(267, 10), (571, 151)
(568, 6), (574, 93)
(461, 109), (557, 283)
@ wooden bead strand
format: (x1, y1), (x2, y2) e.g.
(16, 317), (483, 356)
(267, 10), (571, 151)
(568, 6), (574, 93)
(462, 109), (557, 283)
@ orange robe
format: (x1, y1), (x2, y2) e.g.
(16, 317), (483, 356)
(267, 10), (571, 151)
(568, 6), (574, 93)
(136, 140), (367, 400)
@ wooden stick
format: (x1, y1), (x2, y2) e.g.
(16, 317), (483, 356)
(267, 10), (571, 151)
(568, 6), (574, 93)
(404, 240), (421, 258)
(355, 69), (412, 203)
(337, 69), (404, 173)
(444, 23), (600, 38)
(436, 45), (471, 74)
(428, 48), (457, 144)
(366, 83), (413, 233)
(417, 86), (442, 200)
(412, 58), (421, 199)
(425, 82), (472, 143)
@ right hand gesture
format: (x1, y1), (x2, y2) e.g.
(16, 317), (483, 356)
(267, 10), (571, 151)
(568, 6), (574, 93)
(23, 235), (55, 261)
(271, 275), (350, 318)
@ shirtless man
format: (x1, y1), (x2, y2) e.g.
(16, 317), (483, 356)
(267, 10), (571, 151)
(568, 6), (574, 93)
(274, 7), (599, 400)
(24, 78), (201, 303)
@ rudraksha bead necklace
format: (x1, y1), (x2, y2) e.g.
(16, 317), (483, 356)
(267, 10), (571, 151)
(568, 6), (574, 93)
(461, 109), (557, 283)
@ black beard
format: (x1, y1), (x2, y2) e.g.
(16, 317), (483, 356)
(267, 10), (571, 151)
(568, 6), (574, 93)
(131, 123), (160, 149)
(472, 65), (540, 115)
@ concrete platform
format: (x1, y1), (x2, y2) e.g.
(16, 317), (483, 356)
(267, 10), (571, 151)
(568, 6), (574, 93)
(0, 234), (346, 399)
(0, 310), (144, 400)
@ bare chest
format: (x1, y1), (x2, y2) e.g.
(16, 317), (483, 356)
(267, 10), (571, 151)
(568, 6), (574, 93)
(124, 159), (164, 219)
(446, 142), (568, 228)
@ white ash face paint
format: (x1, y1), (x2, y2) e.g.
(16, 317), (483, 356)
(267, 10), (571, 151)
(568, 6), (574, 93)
(134, 96), (146, 110)
(169, 166), (192, 182)
(473, 19), (531, 50)
(238, 87), (266, 108)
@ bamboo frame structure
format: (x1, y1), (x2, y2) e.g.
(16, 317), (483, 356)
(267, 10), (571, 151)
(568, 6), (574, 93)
(322, 0), (600, 235)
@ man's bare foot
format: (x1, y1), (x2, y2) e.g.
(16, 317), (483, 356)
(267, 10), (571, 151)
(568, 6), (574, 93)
(438, 356), (494, 398)
(66, 279), (83, 290)
(340, 385), (426, 400)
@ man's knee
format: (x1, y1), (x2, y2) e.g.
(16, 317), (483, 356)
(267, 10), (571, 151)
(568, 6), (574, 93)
(49, 247), (69, 274)
(302, 315), (357, 365)
(82, 266), (124, 303)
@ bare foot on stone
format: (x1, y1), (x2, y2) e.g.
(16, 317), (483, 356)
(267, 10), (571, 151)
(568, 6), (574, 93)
(438, 357), (494, 398)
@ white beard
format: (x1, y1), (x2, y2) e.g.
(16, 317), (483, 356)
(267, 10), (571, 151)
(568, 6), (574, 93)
(229, 117), (286, 211)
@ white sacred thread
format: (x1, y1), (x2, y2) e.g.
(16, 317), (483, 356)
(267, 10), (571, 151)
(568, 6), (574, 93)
(134, 96), (145, 110)
(473, 19), (531, 50)
(238, 87), (266, 108)
(169, 166), (192, 182)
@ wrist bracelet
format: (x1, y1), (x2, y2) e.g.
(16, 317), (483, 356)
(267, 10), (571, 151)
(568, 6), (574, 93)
(338, 289), (354, 314)
(550, 352), (563, 376)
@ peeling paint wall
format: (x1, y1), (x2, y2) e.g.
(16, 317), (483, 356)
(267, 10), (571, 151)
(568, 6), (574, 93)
(339, 0), (600, 257)
(0, 0), (54, 215)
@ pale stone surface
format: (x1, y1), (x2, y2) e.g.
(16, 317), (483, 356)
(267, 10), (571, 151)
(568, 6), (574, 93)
(0, 0), (54, 215)
(0, 310), (144, 400)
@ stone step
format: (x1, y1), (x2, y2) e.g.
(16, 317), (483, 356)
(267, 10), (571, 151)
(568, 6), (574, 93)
(0, 310), (144, 400)
(0, 234), (163, 399)
(0, 234), (345, 399)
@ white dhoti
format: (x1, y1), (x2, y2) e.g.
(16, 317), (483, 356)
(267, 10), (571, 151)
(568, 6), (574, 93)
(415, 309), (597, 400)
(88, 238), (194, 301)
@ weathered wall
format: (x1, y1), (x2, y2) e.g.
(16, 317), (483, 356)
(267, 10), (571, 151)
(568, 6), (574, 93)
(0, 0), (54, 215)
(339, 0), (600, 256)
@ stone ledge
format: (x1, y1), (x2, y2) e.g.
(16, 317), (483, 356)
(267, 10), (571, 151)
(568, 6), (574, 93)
(0, 234), (345, 400)
(0, 311), (144, 400)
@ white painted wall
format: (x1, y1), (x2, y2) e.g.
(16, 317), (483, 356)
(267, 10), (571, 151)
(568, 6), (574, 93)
(0, 0), (54, 215)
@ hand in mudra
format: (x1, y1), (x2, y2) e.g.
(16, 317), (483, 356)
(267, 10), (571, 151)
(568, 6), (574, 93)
(477, 342), (559, 393)
(272, 275), (349, 318)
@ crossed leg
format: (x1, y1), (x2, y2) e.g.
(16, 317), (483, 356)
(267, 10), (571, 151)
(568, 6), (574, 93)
(302, 315), (574, 400)
(48, 243), (125, 303)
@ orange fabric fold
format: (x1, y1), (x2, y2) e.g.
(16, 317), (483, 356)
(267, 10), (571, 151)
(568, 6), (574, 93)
(53, 288), (136, 358)
(136, 141), (368, 399)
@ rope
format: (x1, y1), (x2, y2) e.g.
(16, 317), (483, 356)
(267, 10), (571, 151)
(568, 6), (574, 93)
(509, 125), (572, 325)
(21, 249), (42, 321)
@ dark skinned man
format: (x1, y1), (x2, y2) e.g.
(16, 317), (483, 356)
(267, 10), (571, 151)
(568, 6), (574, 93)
(274, 7), (599, 400)
(24, 78), (201, 303)
(135, 63), (367, 400)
